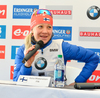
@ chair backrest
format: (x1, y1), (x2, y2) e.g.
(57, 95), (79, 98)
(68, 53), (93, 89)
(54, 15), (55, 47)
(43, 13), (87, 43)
(66, 66), (81, 85)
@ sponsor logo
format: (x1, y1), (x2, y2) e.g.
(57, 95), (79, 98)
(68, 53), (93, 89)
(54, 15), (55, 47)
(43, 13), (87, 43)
(10, 66), (14, 80)
(80, 31), (100, 37)
(50, 10), (71, 15)
(0, 25), (6, 39)
(0, 5), (7, 19)
(0, 45), (5, 59)
(46, 5), (72, 19)
(87, 6), (100, 20)
(11, 46), (20, 59)
(66, 30), (71, 34)
(13, 5), (39, 19)
(87, 70), (100, 83)
(79, 27), (100, 41)
(12, 25), (30, 39)
(35, 57), (47, 70)
(53, 26), (72, 41)
(50, 49), (58, 52)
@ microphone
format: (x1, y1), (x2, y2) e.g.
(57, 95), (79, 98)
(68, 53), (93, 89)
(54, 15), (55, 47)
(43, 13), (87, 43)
(22, 40), (44, 63)
(74, 83), (100, 89)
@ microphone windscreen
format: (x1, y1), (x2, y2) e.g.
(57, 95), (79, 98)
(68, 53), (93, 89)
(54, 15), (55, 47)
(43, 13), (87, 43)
(37, 40), (44, 48)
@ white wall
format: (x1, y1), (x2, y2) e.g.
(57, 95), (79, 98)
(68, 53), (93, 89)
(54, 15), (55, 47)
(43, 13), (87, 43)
(0, 0), (100, 81)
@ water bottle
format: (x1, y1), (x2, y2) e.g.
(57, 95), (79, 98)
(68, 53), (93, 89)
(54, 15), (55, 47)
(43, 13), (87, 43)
(54, 55), (65, 87)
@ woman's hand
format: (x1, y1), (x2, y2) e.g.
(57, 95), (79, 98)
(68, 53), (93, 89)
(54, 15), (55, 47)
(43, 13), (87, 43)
(68, 82), (75, 86)
(25, 45), (39, 67)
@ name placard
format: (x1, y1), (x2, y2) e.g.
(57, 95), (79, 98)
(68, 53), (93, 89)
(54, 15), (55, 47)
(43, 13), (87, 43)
(17, 75), (51, 87)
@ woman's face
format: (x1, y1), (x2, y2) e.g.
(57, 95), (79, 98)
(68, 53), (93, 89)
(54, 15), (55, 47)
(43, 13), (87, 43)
(32, 23), (53, 44)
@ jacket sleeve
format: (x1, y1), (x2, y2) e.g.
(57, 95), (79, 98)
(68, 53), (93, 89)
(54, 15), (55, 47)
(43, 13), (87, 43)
(13, 44), (32, 81)
(62, 41), (99, 82)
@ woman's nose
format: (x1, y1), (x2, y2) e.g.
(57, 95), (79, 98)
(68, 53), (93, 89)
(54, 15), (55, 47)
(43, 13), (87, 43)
(42, 27), (48, 33)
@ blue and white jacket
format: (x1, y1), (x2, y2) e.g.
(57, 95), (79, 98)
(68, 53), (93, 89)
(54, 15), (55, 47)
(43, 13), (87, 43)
(13, 39), (99, 83)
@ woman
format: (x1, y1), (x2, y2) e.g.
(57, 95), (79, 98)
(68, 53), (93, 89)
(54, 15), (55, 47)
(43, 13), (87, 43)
(13, 9), (99, 85)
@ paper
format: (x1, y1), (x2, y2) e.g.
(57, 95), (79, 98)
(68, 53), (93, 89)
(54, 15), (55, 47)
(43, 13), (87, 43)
(17, 75), (51, 87)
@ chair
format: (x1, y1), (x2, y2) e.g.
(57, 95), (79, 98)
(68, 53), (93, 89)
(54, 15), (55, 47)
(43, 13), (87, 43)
(66, 66), (81, 85)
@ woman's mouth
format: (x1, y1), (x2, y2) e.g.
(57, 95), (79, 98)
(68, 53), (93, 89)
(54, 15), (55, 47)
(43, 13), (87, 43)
(40, 35), (48, 39)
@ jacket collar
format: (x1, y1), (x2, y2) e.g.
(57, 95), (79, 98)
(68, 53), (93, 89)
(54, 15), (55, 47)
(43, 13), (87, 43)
(31, 36), (52, 49)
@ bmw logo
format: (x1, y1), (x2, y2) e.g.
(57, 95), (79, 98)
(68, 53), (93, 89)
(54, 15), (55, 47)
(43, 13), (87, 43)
(87, 6), (100, 20)
(35, 57), (47, 70)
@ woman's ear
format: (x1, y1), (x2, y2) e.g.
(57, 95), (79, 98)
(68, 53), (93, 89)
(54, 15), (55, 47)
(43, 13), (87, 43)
(51, 33), (54, 37)
(32, 33), (34, 36)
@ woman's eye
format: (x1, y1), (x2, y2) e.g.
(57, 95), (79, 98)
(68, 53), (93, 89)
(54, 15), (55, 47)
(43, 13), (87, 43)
(38, 26), (43, 28)
(48, 26), (52, 29)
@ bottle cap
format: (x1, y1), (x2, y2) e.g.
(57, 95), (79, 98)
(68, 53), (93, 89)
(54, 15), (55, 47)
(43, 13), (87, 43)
(58, 55), (62, 58)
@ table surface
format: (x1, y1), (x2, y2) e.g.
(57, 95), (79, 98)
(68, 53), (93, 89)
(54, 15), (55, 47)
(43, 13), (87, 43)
(0, 81), (100, 98)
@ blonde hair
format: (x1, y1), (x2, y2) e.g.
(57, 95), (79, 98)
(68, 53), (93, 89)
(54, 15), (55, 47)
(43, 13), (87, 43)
(25, 33), (33, 50)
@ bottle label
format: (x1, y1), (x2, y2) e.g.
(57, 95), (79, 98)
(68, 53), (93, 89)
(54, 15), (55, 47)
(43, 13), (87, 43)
(54, 70), (64, 81)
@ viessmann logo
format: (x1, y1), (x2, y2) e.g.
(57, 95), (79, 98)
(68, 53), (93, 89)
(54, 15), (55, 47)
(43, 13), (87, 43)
(12, 25), (30, 39)
(0, 45), (5, 59)
(13, 5), (39, 19)
(87, 5), (100, 20)
(0, 5), (7, 19)
(53, 26), (72, 41)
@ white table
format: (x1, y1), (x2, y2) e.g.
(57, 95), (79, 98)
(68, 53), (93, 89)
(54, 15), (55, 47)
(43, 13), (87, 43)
(0, 82), (100, 98)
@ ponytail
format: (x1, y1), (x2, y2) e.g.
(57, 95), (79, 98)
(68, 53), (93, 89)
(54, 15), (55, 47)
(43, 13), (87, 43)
(25, 33), (33, 50)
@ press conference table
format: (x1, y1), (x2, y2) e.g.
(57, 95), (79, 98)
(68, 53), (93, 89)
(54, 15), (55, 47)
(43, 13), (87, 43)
(0, 81), (100, 98)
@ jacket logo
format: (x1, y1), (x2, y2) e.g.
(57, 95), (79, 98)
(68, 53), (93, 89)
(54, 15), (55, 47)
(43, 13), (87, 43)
(35, 57), (47, 70)
(50, 49), (58, 52)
